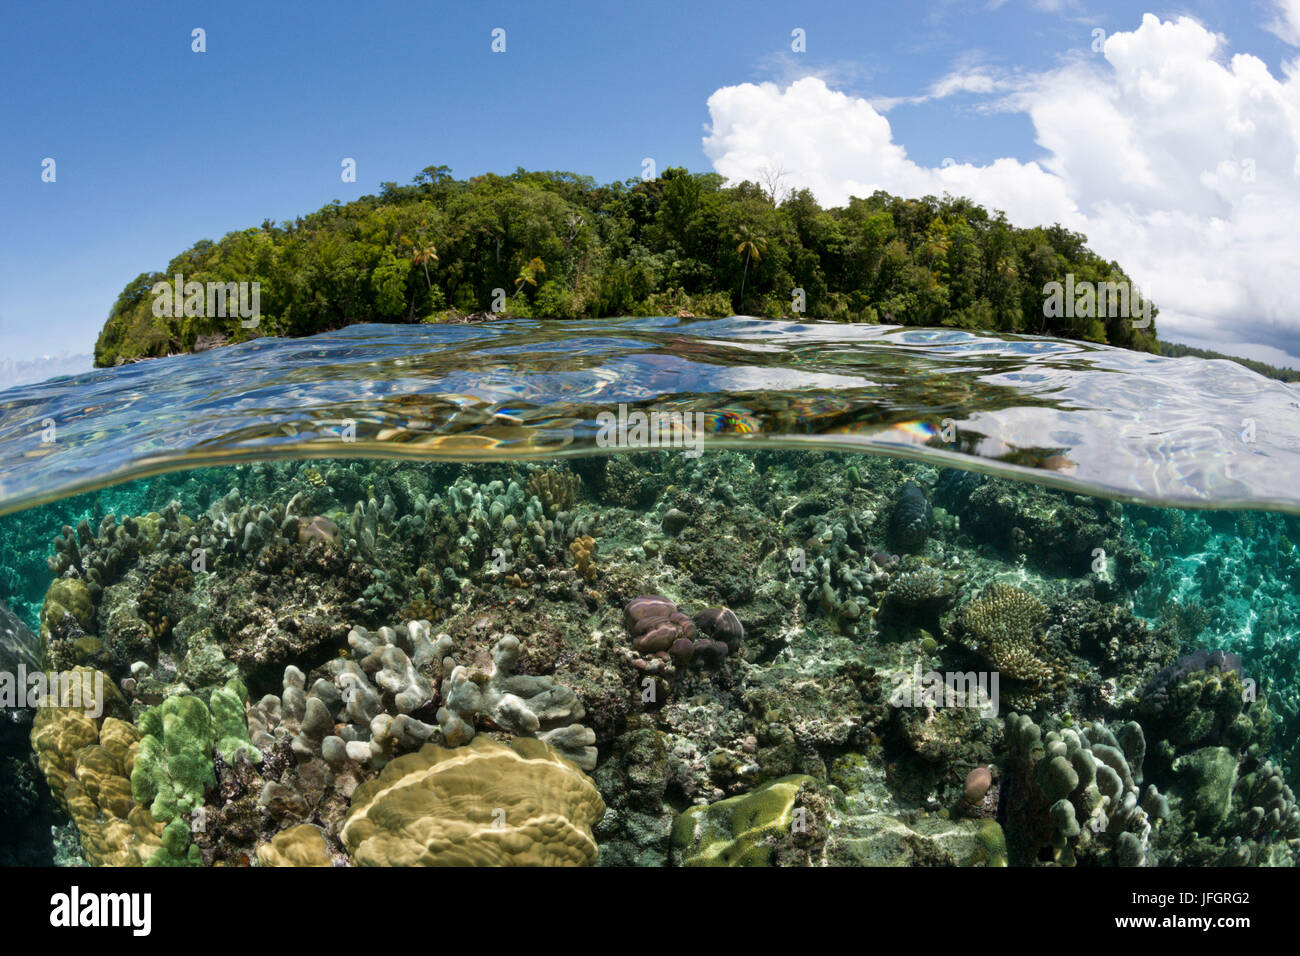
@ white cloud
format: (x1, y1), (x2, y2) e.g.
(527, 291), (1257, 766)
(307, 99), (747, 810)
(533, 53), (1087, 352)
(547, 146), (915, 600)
(704, 76), (1078, 225)
(1267, 0), (1300, 46)
(703, 14), (1300, 364)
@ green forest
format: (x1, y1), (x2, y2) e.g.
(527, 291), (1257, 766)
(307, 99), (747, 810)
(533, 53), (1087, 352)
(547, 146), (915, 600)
(1156, 341), (1300, 383)
(94, 165), (1163, 367)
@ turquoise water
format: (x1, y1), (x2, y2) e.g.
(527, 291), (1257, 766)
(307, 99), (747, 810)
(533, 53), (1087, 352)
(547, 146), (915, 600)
(1, 319), (1297, 867)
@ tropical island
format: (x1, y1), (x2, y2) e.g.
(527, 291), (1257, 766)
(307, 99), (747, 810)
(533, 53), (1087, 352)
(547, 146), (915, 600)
(94, 164), (1165, 368)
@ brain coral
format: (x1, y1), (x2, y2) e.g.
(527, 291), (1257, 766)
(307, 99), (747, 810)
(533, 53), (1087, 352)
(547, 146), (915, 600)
(340, 736), (605, 866)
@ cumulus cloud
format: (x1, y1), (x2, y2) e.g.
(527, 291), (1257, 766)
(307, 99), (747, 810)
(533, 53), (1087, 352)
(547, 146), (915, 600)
(703, 14), (1300, 364)
(1267, 0), (1300, 46)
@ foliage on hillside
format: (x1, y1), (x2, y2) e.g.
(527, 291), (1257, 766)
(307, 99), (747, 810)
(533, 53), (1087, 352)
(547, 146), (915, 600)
(1158, 341), (1300, 383)
(94, 165), (1161, 366)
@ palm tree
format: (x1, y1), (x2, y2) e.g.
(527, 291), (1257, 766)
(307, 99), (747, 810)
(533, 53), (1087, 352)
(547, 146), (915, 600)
(735, 227), (767, 307)
(412, 244), (439, 288)
(400, 219), (439, 288)
(514, 256), (546, 296)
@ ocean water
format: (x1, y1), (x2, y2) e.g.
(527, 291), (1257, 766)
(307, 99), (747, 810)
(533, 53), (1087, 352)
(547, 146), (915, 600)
(0, 317), (1297, 867)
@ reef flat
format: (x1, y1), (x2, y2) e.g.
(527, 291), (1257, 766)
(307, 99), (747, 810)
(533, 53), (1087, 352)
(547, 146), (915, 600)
(1, 450), (1297, 866)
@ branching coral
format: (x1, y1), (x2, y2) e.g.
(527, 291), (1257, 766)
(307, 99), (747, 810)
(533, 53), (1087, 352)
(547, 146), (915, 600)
(202, 489), (313, 557)
(570, 535), (597, 582)
(438, 635), (597, 771)
(883, 564), (955, 611)
(48, 502), (186, 595)
(525, 467), (580, 518)
(957, 584), (1055, 683)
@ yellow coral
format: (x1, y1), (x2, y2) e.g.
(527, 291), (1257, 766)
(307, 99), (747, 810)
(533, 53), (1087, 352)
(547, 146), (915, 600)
(40, 578), (94, 639)
(341, 736), (605, 866)
(958, 584), (1055, 682)
(30, 668), (163, 866)
(570, 535), (598, 582)
(257, 824), (333, 867)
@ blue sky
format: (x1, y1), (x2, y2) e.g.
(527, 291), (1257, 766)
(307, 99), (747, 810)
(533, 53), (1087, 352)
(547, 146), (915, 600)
(3, 0), (1299, 370)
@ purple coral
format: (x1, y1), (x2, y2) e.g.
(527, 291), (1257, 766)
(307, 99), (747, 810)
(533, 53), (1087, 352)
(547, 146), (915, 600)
(692, 607), (744, 652)
(624, 595), (739, 667)
(964, 766), (992, 804)
(625, 595), (696, 653)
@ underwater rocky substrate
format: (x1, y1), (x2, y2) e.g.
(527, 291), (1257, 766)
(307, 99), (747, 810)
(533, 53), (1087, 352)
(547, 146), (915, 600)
(2, 450), (1298, 866)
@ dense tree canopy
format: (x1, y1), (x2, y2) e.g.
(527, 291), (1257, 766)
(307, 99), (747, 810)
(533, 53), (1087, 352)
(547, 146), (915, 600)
(94, 165), (1161, 366)
(1157, 341), (1299, 383)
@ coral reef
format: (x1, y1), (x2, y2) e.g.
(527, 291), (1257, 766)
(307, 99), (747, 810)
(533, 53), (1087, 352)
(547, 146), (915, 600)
(672, 775), (827, 866)
(340, 736), (605, 866)
(1003, 712), (1166, 866)
(6, 450), (1298, 869)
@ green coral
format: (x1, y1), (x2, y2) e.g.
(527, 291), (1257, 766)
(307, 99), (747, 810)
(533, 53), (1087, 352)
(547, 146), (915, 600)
(146, 818), (201, 867)
(209, 678), (261, 764)
(1142, 668), (1272, 755)
(1171, 746), (1238, 830)
(132, 695), (215, 821)
(672, 775), (817, 866)
(966, 820), (1008, 867)
(885, 564), (953, 607)
(133, 681), (262, 822)
(131, 679), (259, 824)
